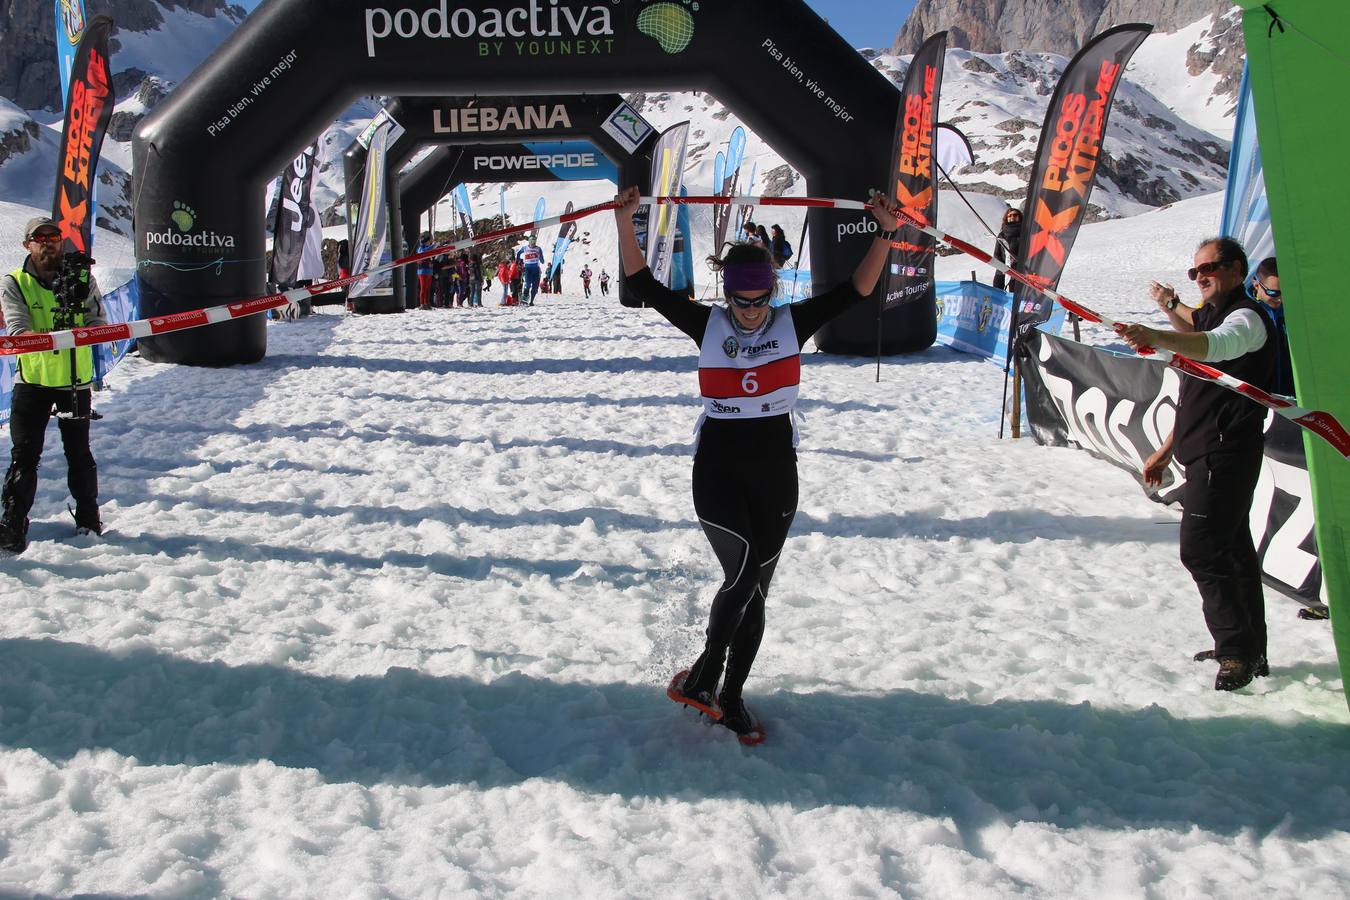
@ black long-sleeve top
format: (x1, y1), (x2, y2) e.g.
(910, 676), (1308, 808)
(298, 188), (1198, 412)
(624, 267), (870, 459)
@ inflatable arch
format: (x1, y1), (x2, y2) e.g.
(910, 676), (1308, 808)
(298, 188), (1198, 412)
(133, 0), (918, 365)
(340, 93), (653, 309)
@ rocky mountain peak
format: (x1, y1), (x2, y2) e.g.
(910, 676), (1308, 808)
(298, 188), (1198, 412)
(0, 0), (244, 110)
(892, 0), (1238, 56)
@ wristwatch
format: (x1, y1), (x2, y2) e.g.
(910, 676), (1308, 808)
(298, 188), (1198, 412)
(1165, 294), (1179, 311)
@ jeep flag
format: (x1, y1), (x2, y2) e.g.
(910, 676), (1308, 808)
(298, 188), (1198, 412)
(648, 121), (690, 286)
(348, 116), (393, 298)
(880, 30), (945, 311)
(269, 140), (319, 286)
(1013, 24), (1151, 325)
(51, 14), (113, 255)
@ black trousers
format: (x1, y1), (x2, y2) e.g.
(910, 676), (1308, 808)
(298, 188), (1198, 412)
(685, 452), (798, 698)
(1, 383), (98, 527)
(1179, 447), (1266, 660)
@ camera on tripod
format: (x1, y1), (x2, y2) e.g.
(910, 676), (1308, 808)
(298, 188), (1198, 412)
(51, 250), (96, 421)
(52, 250), (93, 330)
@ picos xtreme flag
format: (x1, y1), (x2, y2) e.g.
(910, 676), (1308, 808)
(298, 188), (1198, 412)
(53, 15), (114, 255)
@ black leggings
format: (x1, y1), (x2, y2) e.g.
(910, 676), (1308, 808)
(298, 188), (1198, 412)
(685, 452), (797, 698)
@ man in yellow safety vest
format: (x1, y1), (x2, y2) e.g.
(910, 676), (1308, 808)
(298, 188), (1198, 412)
(0, 217), (107, 553)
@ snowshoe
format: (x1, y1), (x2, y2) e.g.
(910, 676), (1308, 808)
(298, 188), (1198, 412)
(667, 669), (722, 721)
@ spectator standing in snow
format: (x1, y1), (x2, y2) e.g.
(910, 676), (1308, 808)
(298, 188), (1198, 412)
(769, 224), (793, 269)
(992, 207), (1022, 291)
(496, 258), (512, 305)
(470, 253), (485, 308)
(1121, 237), (1276, 692)
(509, 257), (524, 305)
(1249, 257), (1293, 396)
(0, 217), (108, 553)
(415, 232), (435, 309)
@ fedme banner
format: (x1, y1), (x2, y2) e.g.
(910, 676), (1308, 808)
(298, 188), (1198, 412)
(935, 280), (1065, 362)
(1019, 328), (1323, 606)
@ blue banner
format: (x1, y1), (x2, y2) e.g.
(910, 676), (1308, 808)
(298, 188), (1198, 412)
(935, 280), (1066, 363)
(773, 268), (812, 305)
(94, 278), (139, 379)
(519, 141), (618, 182)
(54, 0), (87, 107)
(1221, 64), (1274, 265)
(669, 198), (694, 294)
(529, 196), (546, 241)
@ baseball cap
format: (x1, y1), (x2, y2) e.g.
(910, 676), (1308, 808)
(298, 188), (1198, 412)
(24, 216), (59, 240)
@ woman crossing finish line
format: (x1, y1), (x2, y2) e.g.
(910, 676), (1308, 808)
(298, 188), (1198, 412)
(612, 186), (902, 744)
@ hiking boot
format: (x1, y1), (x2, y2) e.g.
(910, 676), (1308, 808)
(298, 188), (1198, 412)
(667, 669), (722, 720)
(69, 503), (103, 536)
(717, 693), (757, 736)
(0, 517), (28, 554)
(717, 692), (767, 745)
(1215, 657), (1254, 691)
(1198, 649), (1268, 677)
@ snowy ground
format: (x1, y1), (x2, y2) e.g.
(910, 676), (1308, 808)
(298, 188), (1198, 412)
(1, 194), (1348, 898)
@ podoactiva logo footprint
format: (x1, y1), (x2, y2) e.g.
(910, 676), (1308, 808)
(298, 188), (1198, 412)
(144, 200), (237, 253)
(637, 1), (698, 54)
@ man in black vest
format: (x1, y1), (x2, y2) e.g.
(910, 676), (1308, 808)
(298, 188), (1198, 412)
(1119, 237), (1277, 692)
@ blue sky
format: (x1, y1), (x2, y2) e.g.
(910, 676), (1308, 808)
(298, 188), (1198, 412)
(234, 1), (918, 50)
(807, 0), (918, 48)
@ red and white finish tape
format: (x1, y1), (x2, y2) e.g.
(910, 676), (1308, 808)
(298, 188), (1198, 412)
(3, 194), (1345, 458)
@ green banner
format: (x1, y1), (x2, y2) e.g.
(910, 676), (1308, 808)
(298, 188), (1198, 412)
(1240, 0), (1350, 708)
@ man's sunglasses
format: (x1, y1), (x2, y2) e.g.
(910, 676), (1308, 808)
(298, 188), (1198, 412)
(1254, 278), (1281, 299)
(1187, 259), (1234, 281)
(728, 292), (771, 309)
(26, 232), (61, 245)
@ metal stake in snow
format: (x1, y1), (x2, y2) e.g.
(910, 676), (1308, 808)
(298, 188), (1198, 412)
(5, 194), (1345, 461)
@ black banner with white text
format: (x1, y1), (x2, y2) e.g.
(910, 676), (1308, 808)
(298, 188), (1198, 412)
(270, 140), (319, 286)
(1020, 328), (1323, 605)
(882, 30), (945, 311)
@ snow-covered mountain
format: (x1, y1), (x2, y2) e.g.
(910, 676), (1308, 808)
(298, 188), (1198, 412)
(1, 1), (1235, 283)
(892, 0), (1246, 135)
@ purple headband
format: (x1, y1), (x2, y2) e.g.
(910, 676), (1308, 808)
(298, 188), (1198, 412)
(723, 262), (775, 293)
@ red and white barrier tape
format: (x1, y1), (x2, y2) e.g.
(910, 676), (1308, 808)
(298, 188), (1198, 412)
(886, 204), (1350, 459)
(3, 193), (1345, 458)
